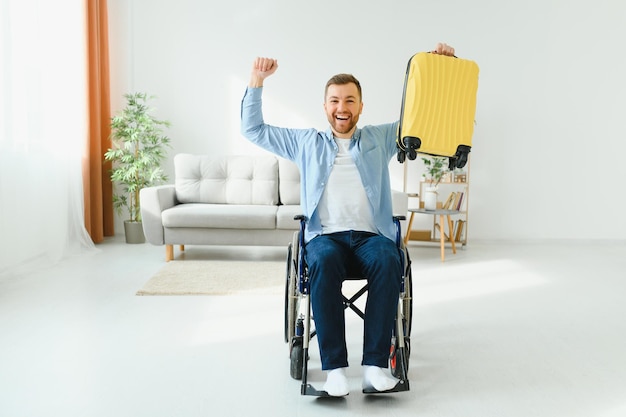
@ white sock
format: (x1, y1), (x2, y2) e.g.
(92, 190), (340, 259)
(323, 368), (349, 397)
(362, 365), (399, 391)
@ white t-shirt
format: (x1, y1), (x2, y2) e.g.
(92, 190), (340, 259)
(318, 138), (377, 235)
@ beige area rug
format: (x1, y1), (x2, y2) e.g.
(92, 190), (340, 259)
(136, 260), (285, 296)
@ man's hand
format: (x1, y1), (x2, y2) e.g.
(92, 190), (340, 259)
(249, 57), (278, 88)
(432, 42), (455, 56)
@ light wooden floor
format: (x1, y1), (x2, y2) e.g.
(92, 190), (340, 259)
(1, 237), (625, 417)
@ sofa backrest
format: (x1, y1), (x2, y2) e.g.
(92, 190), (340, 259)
(174, 154), (279, 205)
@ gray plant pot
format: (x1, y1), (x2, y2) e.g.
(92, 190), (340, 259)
(124, 220), (146, 244)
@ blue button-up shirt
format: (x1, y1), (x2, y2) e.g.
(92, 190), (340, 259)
(241, 87), (399, 243)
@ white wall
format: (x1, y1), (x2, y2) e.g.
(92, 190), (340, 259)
(108, 0), (626, 241)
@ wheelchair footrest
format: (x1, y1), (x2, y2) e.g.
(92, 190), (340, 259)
(301, 384), (333, 397)
(362, 379), (410, 394)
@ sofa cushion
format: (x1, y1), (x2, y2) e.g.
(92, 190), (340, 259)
(174, 154), (279, 205)
(162, 203), (278, 229)
(278, 158), (300, 205)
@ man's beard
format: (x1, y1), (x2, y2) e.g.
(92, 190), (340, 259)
(328, 113), (359, 135)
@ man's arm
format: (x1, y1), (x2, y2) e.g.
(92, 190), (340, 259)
(249, 57), (278, 88)
(242, 57), (307, 161)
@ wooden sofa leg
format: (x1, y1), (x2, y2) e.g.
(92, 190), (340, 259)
(180, 245), (185, 252)
(166, 245), (173, 262)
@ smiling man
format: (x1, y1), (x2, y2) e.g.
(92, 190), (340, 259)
(240, 43), (455, 397)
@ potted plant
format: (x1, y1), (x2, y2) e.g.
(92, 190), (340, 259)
(421, 156), (448, 210)
(104, 92), (171, 243)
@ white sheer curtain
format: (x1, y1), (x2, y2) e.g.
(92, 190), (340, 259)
(0, 0), (96, 276)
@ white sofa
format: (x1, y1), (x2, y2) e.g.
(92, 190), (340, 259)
(140, 153), (408, 261)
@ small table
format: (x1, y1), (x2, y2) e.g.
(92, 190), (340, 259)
(405, 208), (459, 261)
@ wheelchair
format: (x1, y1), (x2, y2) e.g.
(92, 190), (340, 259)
(284, 215), (413, 396)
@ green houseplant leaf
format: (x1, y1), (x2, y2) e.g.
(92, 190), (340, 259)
(104, 92), (171, 223)
(421, 156), (448, 187)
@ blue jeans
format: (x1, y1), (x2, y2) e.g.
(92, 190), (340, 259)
(305, 231), (402, 370)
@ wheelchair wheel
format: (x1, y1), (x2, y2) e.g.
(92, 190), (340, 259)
(290, 337), (304, 380)
(284, 231), (300, 345)
(403, 266), (413, 338)
(391, 258), (413, 379)
(284, 242), (293, 343)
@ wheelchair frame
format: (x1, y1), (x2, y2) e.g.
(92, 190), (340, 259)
(284, 215), (413, 396)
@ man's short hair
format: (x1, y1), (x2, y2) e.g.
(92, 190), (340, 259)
(325, 74), (362, 101)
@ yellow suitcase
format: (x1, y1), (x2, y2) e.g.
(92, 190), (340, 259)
(396, 52), (479, 169)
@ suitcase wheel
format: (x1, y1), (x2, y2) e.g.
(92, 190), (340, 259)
(403, 137), (421, 161)
(452, 145), (471, 169)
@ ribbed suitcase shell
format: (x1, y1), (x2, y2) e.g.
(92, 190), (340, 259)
(398, 52), (479, 158)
